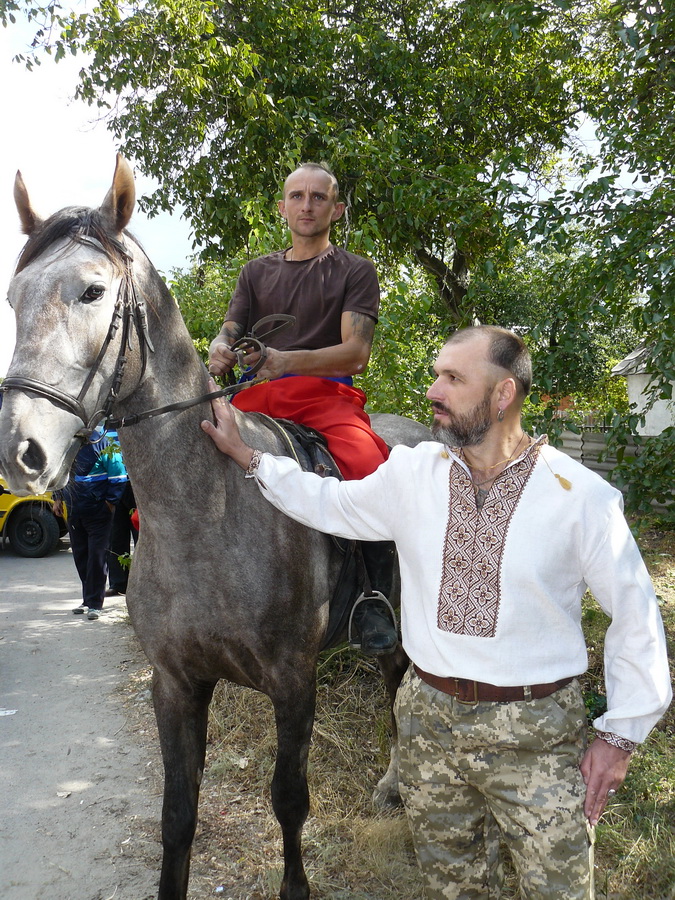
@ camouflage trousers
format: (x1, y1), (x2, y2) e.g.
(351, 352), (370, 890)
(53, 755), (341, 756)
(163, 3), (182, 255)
(394, 666), (594, 900)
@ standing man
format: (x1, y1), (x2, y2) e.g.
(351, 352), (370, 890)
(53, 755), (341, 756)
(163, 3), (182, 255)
(208, 161), (397, 655)
(201, 325), (672, 899)
(53, 429), (128, 620)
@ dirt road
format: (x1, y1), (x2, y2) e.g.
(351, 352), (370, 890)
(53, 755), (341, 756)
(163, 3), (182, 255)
(0, 540), (162, 900)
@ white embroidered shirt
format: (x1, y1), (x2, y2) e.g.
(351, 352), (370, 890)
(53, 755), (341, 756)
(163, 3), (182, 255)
(254, 439), (672, 744)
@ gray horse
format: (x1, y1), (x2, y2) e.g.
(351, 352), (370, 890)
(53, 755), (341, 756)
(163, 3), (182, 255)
(0, 157), (429, 900)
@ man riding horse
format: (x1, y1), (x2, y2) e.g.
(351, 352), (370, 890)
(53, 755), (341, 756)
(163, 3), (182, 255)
(208, 162), (398, 656)
(1, 156), (427, 900)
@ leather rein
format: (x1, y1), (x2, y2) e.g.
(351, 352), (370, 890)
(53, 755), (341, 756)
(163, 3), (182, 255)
(107, 313), (294, 431)
(0, 233), (292, 441)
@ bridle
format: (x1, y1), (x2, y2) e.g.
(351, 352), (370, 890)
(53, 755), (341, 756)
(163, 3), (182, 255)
(0, 233), (292, 441)
(105, 315), (293, 430)
(1, 235), (154, 441)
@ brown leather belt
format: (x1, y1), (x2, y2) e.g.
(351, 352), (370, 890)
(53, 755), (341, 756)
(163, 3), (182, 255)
(413, 664), (574, 704)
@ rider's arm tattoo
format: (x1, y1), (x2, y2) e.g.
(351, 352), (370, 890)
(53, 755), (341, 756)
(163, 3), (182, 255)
(221, 321), (245, 346)
(349, 312), (376, 346)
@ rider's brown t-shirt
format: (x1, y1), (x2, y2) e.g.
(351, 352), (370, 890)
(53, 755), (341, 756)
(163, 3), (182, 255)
(225, 245), (379, 351)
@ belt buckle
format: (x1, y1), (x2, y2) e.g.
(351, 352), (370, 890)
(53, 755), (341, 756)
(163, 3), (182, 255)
(454, 677), (480, 706)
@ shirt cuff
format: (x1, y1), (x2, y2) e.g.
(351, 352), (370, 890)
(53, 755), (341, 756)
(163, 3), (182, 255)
(244, 448), (264, 478)
(596, 730), (638, 753)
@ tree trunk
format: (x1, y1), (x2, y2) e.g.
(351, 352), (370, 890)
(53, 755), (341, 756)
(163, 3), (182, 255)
(414, 246), (469, 323)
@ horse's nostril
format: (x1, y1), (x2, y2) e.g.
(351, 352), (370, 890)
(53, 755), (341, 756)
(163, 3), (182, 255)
(21, 439), (47, 474)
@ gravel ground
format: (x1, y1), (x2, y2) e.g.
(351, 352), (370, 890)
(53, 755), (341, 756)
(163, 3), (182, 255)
(0, 540), (162, 900)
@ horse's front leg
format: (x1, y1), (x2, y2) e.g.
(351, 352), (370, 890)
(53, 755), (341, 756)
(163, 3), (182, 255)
(271, 677), (317, 900)
(373, 644), (409, 810)
(153, 666), (216, 900)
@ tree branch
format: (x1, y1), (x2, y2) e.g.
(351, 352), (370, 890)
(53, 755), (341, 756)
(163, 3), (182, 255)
(414, 246), (468, 323)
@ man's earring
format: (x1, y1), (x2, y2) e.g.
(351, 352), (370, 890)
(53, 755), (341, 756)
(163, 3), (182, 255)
(497, 408), (505, 422)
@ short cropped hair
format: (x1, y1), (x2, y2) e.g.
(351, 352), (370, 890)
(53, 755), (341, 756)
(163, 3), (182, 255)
(284, 162), (340, 202)
(447, 325), (532, 397)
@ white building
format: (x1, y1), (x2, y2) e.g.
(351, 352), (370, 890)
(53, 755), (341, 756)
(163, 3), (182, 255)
(612, 346), (675, 436)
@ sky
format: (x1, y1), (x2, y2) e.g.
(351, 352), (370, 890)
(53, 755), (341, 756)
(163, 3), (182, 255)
(0, 25), (195, 377)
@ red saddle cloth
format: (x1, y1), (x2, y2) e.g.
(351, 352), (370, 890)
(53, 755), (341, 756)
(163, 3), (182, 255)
(231, 375), (389, 480)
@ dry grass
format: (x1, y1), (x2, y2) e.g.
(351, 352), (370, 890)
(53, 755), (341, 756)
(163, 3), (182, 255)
(119, 525), (674, 900)
(192, 653), (425, 899)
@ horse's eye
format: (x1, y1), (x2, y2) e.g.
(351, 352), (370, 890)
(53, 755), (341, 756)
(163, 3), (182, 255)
(81, 284), (106, 304)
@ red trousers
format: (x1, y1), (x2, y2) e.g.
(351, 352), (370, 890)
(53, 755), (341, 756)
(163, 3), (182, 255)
(232, 376), (389, 480)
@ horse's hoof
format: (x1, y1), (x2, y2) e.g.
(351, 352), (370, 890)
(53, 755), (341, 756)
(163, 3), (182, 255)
(279, 873), (310, 900)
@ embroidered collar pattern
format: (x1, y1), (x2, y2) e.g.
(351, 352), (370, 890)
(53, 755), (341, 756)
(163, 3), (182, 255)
(437, 440), (543, 637)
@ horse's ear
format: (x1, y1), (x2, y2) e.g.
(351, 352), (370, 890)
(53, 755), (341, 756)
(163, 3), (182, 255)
(14, 170), (44, 236)
(99, 154), (136, 234)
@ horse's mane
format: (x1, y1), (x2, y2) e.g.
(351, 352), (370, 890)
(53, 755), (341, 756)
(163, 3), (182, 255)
(15, 207), (130, 275)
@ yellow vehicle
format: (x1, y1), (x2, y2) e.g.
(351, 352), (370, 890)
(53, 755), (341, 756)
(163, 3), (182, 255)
(0, 476), (66, 557)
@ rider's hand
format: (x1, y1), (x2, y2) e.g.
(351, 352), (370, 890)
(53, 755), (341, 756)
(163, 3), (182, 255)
(233, 345), (286, 381)
(208, 337), (238, 377)
(201, 380), (256, 470)
(254, 347), (287, 380)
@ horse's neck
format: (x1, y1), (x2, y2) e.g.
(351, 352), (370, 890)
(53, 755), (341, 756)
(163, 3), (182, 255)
(111, 257), (292, 516)
(113, 259), (211, 493)
(131, 262), (206, 406)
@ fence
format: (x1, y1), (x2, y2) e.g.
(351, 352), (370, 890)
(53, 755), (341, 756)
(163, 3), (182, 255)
(558, 430), (636, 481)
(559, 429), (671, 514)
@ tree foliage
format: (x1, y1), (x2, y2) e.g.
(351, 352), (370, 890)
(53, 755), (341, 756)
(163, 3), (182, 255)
(468, 241), (637, 438)
(169, 237), (636, 435)
(528, 1), (675, 396)
(2, 0), (673, 514)
(3, 0), (601, 319)
(520, 1), (675, 516)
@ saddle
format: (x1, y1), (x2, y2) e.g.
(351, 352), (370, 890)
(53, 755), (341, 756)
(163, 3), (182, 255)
(273, 418), (342, 480)
(252, 414), (396, 651)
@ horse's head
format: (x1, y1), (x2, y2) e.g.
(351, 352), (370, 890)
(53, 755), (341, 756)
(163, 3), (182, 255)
(0, 156), (139, 494)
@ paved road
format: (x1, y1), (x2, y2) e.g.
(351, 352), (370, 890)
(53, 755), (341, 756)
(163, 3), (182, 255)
(0, 539), (161, 900)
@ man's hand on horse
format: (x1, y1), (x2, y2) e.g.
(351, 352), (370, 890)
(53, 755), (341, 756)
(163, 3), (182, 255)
(207, 338), (238, 376)
(201, 381), (255, 470)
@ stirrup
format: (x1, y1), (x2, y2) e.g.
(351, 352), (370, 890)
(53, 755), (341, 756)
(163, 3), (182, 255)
(348, 590), (397, 650)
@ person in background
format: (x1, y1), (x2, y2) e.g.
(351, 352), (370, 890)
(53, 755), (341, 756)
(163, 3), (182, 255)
(201, 325), (672, 900)
(53, 429), (128, 620)
(208, 161), (397, 655)
(105, 432), (138, 596)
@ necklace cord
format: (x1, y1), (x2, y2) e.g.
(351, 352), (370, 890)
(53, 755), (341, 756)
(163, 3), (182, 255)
(462, 432), (529, 486)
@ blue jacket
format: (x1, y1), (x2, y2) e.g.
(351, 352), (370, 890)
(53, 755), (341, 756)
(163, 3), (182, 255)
(58, 430), (128, 517)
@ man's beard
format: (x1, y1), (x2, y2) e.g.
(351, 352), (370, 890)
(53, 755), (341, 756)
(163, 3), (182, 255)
(431, 389), (493, 448)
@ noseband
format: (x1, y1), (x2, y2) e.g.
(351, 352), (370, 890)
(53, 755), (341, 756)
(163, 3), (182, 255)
(1, 235), (154, 441)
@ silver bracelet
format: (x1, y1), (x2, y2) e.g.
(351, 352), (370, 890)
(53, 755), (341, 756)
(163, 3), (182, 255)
(244, 448), (263, 478)
(596, 730), (637, 753)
